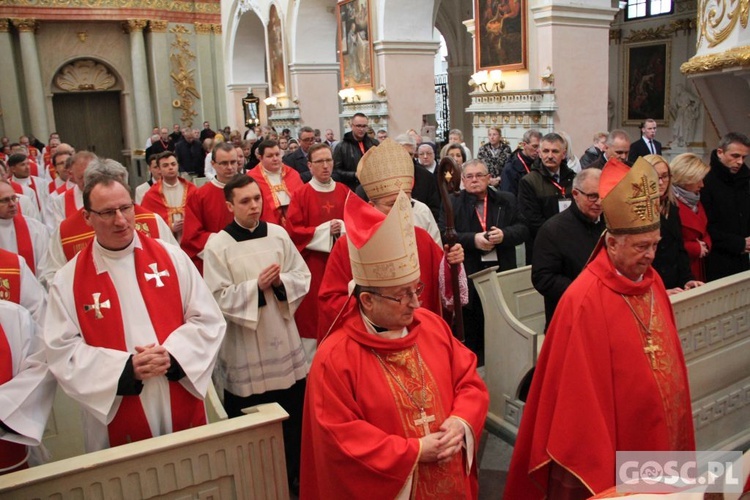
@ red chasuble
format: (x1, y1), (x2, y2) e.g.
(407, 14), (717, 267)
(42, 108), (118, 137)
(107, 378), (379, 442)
(0, 324), (28, 473)
(247, 165), (303, 227)
(0, 248), (22, 304)
(180, 182), (233, 273)
(285, 182), (349, 339)
(11, 214), (35, 275)
(504, 248), (695, 499)
(301, 308), (488, 499)
(140, 178), (197, 232)
(317, 227), (443, 342)
(72, 236), (206, 447)
(60, 206), (165, 261)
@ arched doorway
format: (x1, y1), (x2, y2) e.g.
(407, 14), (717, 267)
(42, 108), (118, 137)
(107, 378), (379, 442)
(51, 59), (126, 164)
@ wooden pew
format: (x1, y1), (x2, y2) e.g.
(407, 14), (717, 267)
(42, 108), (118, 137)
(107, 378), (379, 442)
(0, 403), (289, 500)
(472, 266), (750, 451)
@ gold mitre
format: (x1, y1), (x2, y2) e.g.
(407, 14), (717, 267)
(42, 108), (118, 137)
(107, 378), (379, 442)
(356, 138), (414, 200)
(344, 189), (420, 287)
(600, 157), (661, 234)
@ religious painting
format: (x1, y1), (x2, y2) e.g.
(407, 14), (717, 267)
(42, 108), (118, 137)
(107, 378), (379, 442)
(267, 4), (286, 95)
(474, 0), (527, 71)
(624, 41), (670, 125)
(337, 0), (373, 89)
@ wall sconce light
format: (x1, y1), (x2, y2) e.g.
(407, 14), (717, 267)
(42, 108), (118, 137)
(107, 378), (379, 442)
(470, 70), (505, 92)
(263, 96), (278, 108)
(338, 88), (360, 103)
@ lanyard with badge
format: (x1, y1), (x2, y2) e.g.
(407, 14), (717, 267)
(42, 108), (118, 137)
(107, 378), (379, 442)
(475, 196), (499, 262)
(549, 176), (571, 212)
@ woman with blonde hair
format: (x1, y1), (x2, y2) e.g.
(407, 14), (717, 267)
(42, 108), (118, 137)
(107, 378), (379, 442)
(642, 154), (701, 292)
(670, 152), (712, 282)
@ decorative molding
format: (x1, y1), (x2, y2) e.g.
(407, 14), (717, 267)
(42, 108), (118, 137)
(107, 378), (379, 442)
(149, 20), (168, 33)
(288, 63), (339, 75)
(11, 18), (38, 32)
(194, 22), (211, 34)
(680, 45), (750, 74)
(0, 0), (221, 15)
(610, 28), (622, 45)
(122, 19), (147, 34)
(698, 0), (749, 49)
(0, 19), (10, 32)
(211, 23), (221, 34)
(169, 28), (199, 126)
(55, 59), (117, 91)
(372, 40), (440, 57)
(169, 24), (191, 35)
(623, 18), (697, 43)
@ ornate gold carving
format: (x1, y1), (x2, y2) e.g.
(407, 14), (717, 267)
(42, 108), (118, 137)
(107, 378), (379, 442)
(149, 20), (168, 33)
(698, 0), (750, 49)
(169, 24), (191, 34)
(122, 19), (147, 34)
(610, 28), (622, 45)
(12, 18), (38, 33)
(55, 59), (117, 91)
(0, 20), (10, 33)
(77, 31), (87, 42)
(194, 22), (211, 34)
(624, 18), (697, 43)
(170, 30), (199, 126)
(680, 45), (750, 74)
(212, 24), (222, 34)
(0, 0), (221, 15)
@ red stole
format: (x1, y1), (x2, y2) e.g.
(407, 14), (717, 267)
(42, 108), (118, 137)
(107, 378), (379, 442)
(60, 206), (164, 262)
(0, 324), (29, 473)
(72, 236), (206, 447)
(0, 249), (21, 304)
(64, 189), (78, 219)
(28, 160), (39, 178)
(12, 214), (35, 275)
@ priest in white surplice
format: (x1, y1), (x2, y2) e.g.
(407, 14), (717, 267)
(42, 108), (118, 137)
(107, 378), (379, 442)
(43, 173), (226, 452)
(0, 180), (50, 279)
(203, 174), (310, 492)
(0, 300), (56, 475)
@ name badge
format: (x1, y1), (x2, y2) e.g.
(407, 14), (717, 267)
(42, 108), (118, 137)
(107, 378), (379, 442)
(558, 199), (572, 212)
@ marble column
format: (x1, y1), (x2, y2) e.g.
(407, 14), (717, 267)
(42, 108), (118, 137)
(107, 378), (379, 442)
(146, 20), (172, 128)
(531, 0), (618, 154)
(194, 23), (216, 127)
(288, 63), (340, 135)
(0, 20), (25, 138)
(124, 19), (154, 151)
(212, 24), (228, 128)
(12, 19), (49, 140)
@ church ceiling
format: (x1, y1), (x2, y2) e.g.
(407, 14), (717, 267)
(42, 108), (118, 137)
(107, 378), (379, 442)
(0, 0), (220, 23)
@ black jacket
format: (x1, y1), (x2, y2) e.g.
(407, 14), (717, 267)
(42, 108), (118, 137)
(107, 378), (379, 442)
(531, 201), (604, 328)
(579, 146), (603, 169)
(174, 139), (205, 175)
(283, 148), (312, 183)
(500, 149), (534, 197)
(652, 202), (694, 289)
(412, 160), (441, 222)
(628, 137), (662, 163)
(332, 132), (379, 190)
(701, 150), (750, 280)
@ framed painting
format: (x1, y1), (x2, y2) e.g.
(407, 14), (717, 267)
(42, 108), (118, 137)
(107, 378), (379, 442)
(267, 5), (286, 95)
(623, 41), (670, 125)
(337, 0), (373, 89)
(474, 0), (527, 71)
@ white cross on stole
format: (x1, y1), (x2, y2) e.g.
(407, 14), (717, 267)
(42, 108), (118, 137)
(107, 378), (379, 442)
(84, 292), (111, 319)
(144, 263), (169, 287)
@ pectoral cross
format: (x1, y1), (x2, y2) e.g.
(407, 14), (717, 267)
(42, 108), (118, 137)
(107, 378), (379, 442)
(643, 336), (661, 370)
(322, 201), (334, 214)
(144, 263), (169, 287)
(414, 409), (436, 436)
(84, 292), (110, 319)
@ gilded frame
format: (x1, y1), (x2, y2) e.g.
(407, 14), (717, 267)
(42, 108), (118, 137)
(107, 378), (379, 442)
(623, 41), (671, 126)
(337, 0), (374, 89)
(474, 0), (527, 71)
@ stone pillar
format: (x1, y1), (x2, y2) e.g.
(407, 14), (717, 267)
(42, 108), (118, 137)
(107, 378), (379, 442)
(12, 19), (49, 140)
(289, 63), (340, 135)
(0, 20), (25, 139)
(146, 20), (172, 128)
(447, 64), (474, 147)
(212, 24), (228, 128)
(530, 0), (617, 153)
(373, 40), (440, 134)
(123, 19), (154, 150)
(194, 22), (216, 127)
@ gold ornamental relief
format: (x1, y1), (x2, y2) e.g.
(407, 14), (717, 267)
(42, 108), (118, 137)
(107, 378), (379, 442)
(169, 29), (199, 126)
(0, 20), (10, 32)
(698, 0), (750, 49)
(0, 0), (221, 15)
(149, 20), (168, 33)
(680, 45), (750, 73)
(55, 59), (117, 91)
(11, 18), (38, 32)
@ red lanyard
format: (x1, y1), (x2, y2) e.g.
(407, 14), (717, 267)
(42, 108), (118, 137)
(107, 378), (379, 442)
(358, 141), (365, 155)
(518, 152), (530, 174)
(474, 196), (488, 231)
(549, 176), (566, 197)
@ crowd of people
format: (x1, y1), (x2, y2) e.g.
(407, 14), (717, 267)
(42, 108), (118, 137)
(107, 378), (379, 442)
(0, 113), (748, 498)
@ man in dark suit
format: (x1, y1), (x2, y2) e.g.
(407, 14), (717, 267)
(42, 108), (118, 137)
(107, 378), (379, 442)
(628, 118), (661, 162)
(282, 126), (314, 182)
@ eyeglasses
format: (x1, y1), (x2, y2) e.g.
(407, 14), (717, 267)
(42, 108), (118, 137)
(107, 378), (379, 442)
(463, 173), (489, 180)
(366, 282), (425, 306)
(574, 189), (600, 202)
(0, 195), (19, 204)
(657, 173), (671, 182)
(88, 204), (135, 220)
(353, 124), (369, 128)
(311, 158), (334, 165)
(216, 160), (239, 167)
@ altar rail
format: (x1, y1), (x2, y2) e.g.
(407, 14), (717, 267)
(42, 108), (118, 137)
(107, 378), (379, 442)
(0, 403), (289, 500)
(472, 266), (750, 450)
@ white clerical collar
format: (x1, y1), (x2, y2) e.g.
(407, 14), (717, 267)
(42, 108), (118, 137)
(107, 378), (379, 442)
(234, 218), (260, 232)
(310, 177), (335, 193)
(12, 176), (30, 185)
(0, 218), (13, 228)
(210, 178), (226, 189)
(359, 308), (408, 339)
(163, 179), (180, 189)
(423, 162), (437, 175)
(615, 268), (643, 283)
(93, 233), (138, 269)
(262, 167), (282, 183)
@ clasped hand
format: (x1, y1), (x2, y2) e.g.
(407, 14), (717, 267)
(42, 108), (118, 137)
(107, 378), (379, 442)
(419, 417), (466, 464)
(258, 263), (282, 290)
(133, 343), (170, 381)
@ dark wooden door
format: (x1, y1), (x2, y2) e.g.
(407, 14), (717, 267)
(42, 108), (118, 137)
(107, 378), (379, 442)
(53, 91), (125, 164)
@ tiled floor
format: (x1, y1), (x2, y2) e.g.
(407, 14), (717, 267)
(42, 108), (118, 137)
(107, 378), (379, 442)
(478, 430), (514, 498)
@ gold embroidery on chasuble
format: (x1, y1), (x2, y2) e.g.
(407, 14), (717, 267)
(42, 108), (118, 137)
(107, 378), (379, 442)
(626, 292), (692, 450)
(375, 348), (465, 498)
